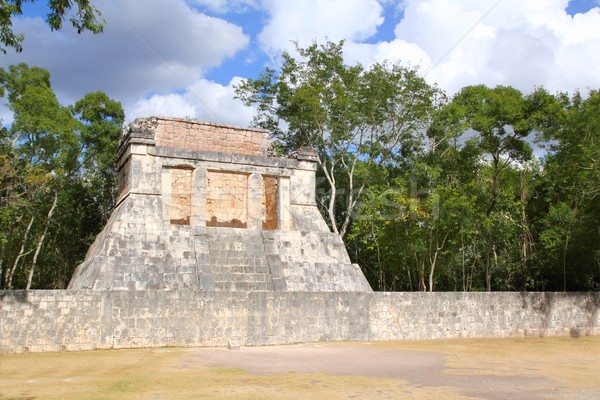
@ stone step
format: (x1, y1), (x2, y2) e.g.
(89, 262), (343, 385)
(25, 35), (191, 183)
(208, 249), (267, 259)
(212, 265), (271, 274)
(208, 241), (265, 251)
(213, 272), (273, 283)
(214, 281), (274, 291)
(207, 234), (265, 249)
(205, 231), (274, 291)
(210, 257), (269, 269)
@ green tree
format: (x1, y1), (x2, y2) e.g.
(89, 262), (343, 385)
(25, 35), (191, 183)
(71, 91), (125, 221)
(0, 0), (103, 53)
(451, 85), (533, 215)
(438, 85), (538, 290)
(0, 63), (76, 288)
(344, 82), (598, 292)
(533, 90), (600, 291)
(539, 203), (577, 291)
(235, 40), (443, 238)
(0, 63), (123, 289)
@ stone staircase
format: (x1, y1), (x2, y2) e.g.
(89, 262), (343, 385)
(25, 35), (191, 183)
(206, 229), (274, 291)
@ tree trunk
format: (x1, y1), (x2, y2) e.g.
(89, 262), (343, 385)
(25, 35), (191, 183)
(461, 232), (466, 292)
(0, 246), (4, 290)
(318, 154), (340, 236)
(428, 255), (437, 292)
(468, 256), (478, 292)
(563, 235), (569, 292)
(487, 156), (500, 216)
(485, 250), (492, 292)
(428, 232), (448, 292)
(26, 192), (58, 290)
(370, 218), (385, 291)
(520, 171), (533, 290)
(490, 244), (499, 291)
(416, 253), (426, 291)
(6, 215), (35, 289)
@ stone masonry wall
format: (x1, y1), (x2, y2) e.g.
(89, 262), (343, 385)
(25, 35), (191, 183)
(206, 171), (249, 228)
(168, 166), (193, 225)
(153, 117), (269, 156)
(262, 176), (278, 230)
(1, 291), (598, 354)
(72, 117), (370, 292)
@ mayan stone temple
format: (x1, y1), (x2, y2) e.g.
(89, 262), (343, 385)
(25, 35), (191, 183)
(68, 116), (372, 292)
(1, 117), (596, 353)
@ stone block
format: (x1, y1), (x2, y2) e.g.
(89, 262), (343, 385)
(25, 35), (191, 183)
(69, 117), (372, 293)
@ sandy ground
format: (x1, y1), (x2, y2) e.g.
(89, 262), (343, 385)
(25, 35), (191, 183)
(0, 336), (599, 399)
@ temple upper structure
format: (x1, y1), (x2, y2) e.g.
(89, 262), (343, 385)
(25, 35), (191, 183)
(68, 116), (372, 292)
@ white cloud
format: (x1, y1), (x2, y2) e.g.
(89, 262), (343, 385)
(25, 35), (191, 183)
(253, 0), (600, 97)
(3, 0), (600, 130)
(127, 77), (256, 127)
(258, 0), (384, 58)
(128, 93), (197, 121)
(344, 39), (432, 70)
(1, 0), (249, 106)
(369, 0), (600, 95)
(394, 0), (495, 63)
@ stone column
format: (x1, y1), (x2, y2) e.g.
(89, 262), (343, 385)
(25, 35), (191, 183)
(160, 167), (172, 225)
(278, 177), (291, 230)
(191, 167), (207, 227)
(290, 147), (319, 206)
(247, 173), (264, 230)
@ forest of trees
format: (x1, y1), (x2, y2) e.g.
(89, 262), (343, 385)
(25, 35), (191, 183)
(236, 41), (600, 292)
(0, 63), (124, 289)
(1, 41), (599, 291)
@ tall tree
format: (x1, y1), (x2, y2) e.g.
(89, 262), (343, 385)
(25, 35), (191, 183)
(235, 40), (444, 237)
(71, 91), (125, 221)
(0, 63), (76, 288)
(0, 63), (123, 289)
(534, 90), (600, 291)
(443, 85), (536, 290)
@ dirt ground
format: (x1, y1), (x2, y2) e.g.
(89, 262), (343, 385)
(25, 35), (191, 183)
(1, 336), (599, 400)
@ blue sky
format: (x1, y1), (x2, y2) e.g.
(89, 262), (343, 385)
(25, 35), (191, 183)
(566, 0), (599, 14)
(1, 0), (600, 126)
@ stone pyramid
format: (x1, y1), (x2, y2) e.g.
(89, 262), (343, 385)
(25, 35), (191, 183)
(69, 117), (372, 292)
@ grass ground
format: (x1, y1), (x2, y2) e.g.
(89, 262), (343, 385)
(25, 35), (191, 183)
(1, 336), (598, 400)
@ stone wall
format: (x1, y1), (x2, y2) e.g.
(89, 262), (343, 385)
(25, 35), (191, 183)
(69, 117), (372, 292)
(206, 171), (249, 228)
(167, 166), (193, 225)
(154, 117), (269, 156)
(1, 291), (598, 354)
(262, 176), (278, 230)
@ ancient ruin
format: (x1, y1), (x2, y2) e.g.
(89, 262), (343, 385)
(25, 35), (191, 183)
(68, 116), (372, 292)
(3, 117), (596, 355)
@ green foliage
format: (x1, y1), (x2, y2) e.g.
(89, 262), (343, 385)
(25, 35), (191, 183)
(531, 90), (600, 291)
(0, 0), (104, 53)
(1, 49), (597, 292)
(0, 63), (123, 289)
(1, 63), (80, 172)
(236, 40), (443, 237)
(345, 83), (599, 292)
(238, 42), (598, 292)
(71, 91), (125, 221)
(539, 203), (576, 252)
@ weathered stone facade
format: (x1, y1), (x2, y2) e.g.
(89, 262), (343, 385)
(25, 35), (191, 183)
(68, 117), (371, 292)
(1, 291), (598, 354)
(4, 117), (595, 356)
